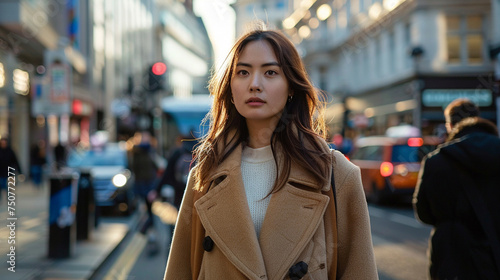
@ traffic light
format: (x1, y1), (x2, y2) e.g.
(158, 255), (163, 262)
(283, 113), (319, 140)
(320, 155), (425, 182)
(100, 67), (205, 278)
(148, 62), (167, 92)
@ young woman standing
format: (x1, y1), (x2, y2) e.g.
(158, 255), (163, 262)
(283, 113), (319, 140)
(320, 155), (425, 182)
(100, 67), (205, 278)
(164, 29), (377, 280)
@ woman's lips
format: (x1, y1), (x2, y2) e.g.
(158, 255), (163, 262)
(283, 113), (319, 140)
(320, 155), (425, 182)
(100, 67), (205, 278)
(246, 97), (265, 106)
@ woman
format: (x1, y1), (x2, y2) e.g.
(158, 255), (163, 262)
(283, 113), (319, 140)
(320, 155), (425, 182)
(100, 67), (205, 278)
(164, 29), (377, 279)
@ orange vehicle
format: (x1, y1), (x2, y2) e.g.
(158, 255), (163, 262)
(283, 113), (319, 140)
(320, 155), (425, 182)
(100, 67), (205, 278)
(350, 135), (442, 204)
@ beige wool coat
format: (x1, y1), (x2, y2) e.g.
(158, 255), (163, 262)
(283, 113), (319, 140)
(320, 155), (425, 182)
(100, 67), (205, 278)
(164, 141), (378, 280)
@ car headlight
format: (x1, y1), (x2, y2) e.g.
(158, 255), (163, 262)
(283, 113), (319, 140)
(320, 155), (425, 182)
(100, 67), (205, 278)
(112, 174), (128, 187)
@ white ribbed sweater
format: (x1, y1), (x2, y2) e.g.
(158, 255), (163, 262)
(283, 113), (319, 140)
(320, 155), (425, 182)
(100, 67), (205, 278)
(241, 145), (276, 238)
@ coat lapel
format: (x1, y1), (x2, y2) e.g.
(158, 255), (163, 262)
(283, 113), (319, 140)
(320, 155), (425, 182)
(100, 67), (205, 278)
(259, 149), (332, 280)
(194, 138), (333, 280)
(194, 144), (268, 279)
(259, 178), (330, 279)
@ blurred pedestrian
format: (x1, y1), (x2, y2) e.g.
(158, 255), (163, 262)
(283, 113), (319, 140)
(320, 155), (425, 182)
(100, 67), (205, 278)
(0, 137), (22, 202)
(154, 133), (197, 209)
(164, 28), (377, 279)
(30, 140), (47, 189)
(131, 132), (159, 237)
(413, 98), (500, 279)
(329, 133), (353, 156)
(54, 142), (67, 170)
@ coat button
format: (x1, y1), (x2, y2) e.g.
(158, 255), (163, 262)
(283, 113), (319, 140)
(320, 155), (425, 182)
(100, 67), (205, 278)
(288, 261), (308, 280)
(203, 236), (214, 252)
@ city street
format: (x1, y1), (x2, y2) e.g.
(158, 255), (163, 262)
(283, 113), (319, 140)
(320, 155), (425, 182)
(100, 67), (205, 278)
(370, 203), (432, 280)
(1, 0), (499, 279)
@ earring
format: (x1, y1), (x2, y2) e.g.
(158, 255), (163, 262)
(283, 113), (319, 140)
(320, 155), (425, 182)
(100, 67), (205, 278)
(288, 95), (293, 102)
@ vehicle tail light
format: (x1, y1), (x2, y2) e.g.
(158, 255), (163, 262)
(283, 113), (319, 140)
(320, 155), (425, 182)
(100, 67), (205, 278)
(408, 137), (423, 147)
(380, 162), (394, 177)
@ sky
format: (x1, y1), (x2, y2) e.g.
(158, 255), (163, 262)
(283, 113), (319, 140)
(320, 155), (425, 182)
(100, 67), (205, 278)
(193, 0), (236, 71)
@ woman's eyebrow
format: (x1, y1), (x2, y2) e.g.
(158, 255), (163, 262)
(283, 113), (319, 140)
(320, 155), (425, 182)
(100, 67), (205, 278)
(236, 62), (281, 67)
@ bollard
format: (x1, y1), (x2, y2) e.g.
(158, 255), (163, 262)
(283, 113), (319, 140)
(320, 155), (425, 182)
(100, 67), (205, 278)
(76, 169), (95, 241)
(48, 171), (79, 259)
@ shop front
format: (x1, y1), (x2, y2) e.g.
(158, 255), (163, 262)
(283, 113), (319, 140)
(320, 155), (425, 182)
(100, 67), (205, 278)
(340, 80), (419, 138)
(420, 76), (497, 136)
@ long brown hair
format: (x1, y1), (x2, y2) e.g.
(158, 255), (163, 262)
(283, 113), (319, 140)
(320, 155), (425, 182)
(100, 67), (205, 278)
(193, 29), (331, 192)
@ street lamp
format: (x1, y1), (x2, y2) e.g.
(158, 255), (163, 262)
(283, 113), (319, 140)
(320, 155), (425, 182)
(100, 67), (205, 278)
(317, 4), (332, 21)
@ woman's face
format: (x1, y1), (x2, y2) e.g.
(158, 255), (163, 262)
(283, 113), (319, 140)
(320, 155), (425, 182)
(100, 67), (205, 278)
(230, 40), (289, 127)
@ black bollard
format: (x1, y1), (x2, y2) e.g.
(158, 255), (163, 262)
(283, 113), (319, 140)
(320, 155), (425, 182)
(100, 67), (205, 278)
(48, 171), (79, 259)
(76, 170), (95, 241)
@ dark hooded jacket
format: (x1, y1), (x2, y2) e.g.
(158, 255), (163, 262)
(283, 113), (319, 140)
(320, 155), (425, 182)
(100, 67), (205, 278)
(413, 117), (500, 280)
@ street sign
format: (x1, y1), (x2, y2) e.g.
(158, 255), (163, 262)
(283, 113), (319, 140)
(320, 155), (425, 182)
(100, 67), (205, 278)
(32, 50), (73, 116)
(50, 62), (71, 103)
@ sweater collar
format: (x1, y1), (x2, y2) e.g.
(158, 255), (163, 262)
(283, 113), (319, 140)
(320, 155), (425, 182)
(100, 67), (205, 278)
(208, 130), (332, 192)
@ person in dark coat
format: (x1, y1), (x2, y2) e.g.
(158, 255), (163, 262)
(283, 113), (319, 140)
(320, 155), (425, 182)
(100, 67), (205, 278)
(413, 98), (500, 280)
(30, 140), (47, 188)
(154, 134), (196, 209)
(0, 138), (22, 202)
(54, 142), (67, 170)
(130, 132), (158, 235)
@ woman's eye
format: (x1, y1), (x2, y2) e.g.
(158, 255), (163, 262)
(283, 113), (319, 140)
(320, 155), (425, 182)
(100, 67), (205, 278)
(236, 70), (248, 75)
(266, 70), (278, 75)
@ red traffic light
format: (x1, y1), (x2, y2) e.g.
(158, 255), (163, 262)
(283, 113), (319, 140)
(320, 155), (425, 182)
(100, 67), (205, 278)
(152, 62), (167, 75)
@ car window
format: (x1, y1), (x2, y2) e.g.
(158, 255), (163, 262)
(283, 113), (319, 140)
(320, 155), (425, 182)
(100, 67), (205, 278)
(351, 146), (384, 161)
(68, 149), (127, 167)
(391, 145), (435, 162)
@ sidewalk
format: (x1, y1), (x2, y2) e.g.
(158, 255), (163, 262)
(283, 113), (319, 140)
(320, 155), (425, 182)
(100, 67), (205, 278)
(0, 180), (140, 280)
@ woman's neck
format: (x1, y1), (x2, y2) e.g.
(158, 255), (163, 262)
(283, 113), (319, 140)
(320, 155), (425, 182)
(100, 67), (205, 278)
(246, 119), (279, 148)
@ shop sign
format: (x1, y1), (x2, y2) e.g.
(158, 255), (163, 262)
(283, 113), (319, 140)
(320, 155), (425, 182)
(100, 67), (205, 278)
(36, 49), (72, 116)
(31, 74), (71, 116)
(422, 89), (492, 107)
(50, 62), (71, 103)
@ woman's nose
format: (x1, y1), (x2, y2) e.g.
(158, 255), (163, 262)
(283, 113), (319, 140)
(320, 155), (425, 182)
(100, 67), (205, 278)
(249, 75), (262, 92)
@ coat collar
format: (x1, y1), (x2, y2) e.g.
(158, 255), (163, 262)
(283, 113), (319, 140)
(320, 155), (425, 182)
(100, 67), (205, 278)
(207, 132), (332, 192)
(195, 140), (332, 279)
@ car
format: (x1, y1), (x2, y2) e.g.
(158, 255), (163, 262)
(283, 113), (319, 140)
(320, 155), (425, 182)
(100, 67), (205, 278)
(349, 134), (441, 204)
(67, 142), (136, 215)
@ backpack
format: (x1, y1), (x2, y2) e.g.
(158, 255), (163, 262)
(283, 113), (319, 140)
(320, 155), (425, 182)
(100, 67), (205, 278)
(174, 151), (192, 185)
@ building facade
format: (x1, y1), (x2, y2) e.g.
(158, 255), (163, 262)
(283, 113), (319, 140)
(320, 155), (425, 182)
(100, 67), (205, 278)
(233, 0), (290, 36)
(156, 0), (213, 152)
(0, 0), (213, 171)
(0, 0), (96, 171)
(281, 0), (497, 138)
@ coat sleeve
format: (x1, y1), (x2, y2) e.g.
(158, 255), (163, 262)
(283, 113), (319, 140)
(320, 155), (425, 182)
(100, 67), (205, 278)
(163, 170), (197, 279)
(334, 152), (378, 279)
(413, 156), (436, 225)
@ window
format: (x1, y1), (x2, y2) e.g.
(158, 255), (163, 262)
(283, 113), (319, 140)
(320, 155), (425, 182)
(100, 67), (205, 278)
(446, 15), (485, 65)
(404, 22), (412, 69)
(388, 29), (395, 72)
(351, 146), (384, 161)
(391, 145), (436, 162)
